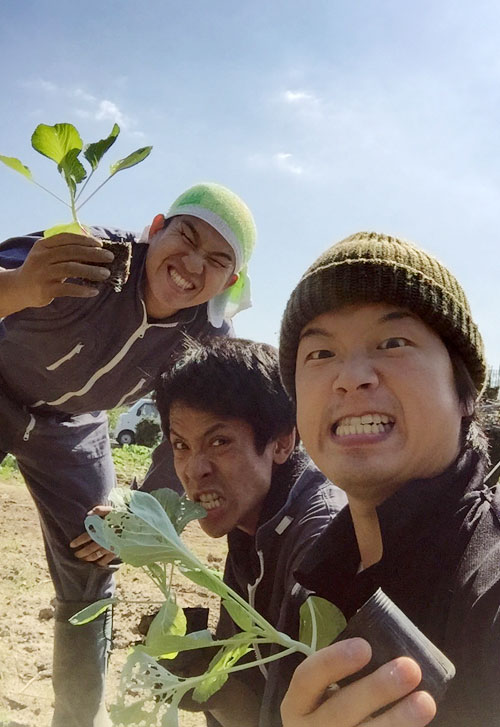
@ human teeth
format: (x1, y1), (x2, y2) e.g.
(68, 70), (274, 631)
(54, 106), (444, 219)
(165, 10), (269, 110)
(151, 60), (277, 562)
(335, 419), (393, 437)
(170, 268), (194, 290)
(198, 493), (223, 510)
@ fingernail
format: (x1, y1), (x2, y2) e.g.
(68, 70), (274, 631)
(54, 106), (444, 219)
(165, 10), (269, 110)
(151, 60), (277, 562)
(389, 659), (419, 690)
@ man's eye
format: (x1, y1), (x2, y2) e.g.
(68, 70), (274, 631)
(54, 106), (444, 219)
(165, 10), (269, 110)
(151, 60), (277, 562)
(208, 256), (226, 269)
(171, 440), (187, 451)
(212, 437), (228, 447)
(181, 232), (196, 247)
(306, 349), (334, 361)
(379, 337), (409, 350)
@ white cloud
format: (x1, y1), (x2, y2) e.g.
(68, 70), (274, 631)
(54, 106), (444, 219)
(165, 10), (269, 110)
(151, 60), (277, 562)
(95, 100), (130, 128)
(21, 78), (58, 93)
(248, 152), (304, 176)
(72, 88), (97, 103)
(282, 90), (318, 104)
(20, 78), (140, 135)
(273, 152), (304, 175)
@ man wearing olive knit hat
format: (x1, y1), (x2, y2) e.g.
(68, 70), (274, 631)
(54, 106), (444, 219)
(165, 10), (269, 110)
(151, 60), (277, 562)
(0, 182), (256, 727)
(277, 232), (499, 727)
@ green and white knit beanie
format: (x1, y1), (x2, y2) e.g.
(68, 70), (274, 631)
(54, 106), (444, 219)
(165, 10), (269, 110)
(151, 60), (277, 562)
(279, 231), (486, 399)
(165, 182), (256, 327)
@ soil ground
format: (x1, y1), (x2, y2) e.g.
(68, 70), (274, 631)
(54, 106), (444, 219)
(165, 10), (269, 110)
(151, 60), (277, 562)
(0, 477), (227, 727)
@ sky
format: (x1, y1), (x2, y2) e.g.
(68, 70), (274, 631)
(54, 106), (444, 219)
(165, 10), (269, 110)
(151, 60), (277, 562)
(1, 0), (499, 367)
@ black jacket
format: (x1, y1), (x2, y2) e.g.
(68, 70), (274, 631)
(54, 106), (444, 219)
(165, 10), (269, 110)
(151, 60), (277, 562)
(291, 449), (500, 727)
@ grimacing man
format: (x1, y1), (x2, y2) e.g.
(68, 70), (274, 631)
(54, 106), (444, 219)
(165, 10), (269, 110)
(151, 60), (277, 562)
(0, 182), (255, 727)
(276, 231), (499, 727)
(73, 337), (346, 727)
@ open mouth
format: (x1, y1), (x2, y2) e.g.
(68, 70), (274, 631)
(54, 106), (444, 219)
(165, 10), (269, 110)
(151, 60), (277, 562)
(333, 413), (395, 437)
(168, 266), (195, 291)
(197, 492), (224, 511)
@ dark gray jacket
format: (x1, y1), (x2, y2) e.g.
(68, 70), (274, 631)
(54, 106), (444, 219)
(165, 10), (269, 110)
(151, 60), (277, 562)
(0, 227), (229, 446)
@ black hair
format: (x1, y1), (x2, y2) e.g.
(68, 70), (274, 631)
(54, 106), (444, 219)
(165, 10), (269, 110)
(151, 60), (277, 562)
(156, 337), (296, 454)
(448, 348), (489, 459)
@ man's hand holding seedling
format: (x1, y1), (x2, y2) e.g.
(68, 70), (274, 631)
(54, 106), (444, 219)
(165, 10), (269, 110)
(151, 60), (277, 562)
(71, 505), (115, 568)
(0, 232), (114, 316)
(0, 121), (151, 317)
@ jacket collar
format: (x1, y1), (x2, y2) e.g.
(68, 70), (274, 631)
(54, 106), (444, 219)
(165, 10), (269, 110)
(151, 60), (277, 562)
(295, 447), (489, 603)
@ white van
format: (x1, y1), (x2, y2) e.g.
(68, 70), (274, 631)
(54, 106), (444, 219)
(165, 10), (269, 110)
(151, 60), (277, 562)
(113, 398), (160, 445)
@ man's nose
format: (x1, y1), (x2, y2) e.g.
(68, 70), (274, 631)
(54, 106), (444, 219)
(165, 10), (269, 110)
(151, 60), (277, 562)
(333, 354), (379, 393)
(185, 452), (212, 480)
(182, 249), (205, 274)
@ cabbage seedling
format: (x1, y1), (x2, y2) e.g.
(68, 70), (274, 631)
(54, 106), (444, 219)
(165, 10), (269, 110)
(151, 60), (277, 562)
(71, 488), (346, 726)
(0, 122), (151, 237)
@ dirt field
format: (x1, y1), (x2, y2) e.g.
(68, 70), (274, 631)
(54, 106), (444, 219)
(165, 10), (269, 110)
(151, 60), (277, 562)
(0, 477), (227, 727)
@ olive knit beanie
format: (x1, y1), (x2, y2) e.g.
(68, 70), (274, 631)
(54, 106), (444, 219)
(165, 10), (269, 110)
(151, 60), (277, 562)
(165, 182), (256, 327)
(279, 231), (486, 399)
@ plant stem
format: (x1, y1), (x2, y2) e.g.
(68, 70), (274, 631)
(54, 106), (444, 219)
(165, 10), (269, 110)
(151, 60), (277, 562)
(77, 175), (113, 211)
(75, 169), (94, 202)
(31, 180), (71, 208)
(308, 597), (318, 652)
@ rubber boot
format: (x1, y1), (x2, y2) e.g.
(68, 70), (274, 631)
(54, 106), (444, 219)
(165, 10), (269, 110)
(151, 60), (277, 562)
(51, 601), (112, 727)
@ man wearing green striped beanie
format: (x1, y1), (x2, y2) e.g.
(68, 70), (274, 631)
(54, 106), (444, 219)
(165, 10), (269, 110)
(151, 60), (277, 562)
(277, 232), (499, 727)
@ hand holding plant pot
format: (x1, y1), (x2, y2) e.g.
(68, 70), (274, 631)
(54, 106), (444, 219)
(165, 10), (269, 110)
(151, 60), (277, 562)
(2, 232), (115, 315)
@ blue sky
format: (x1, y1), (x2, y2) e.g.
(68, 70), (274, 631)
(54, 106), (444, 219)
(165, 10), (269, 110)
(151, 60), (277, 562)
(1, 0), (499, 366)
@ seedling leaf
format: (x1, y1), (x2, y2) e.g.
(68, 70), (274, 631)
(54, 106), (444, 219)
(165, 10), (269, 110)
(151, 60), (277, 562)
(84, 123), (120, 171)
(69, 597), (117, 625)
(179, 564), (229, 599)
(299, 595), (347, 651)
(31, 123), (82, 164)
(222, 599), (256, 632)
(43, 221), (88, 238)
(58, 148), (87, 196)
(139, 628), (216, 659)
(145, 598), (187, 658)
(0, 155), (32, 180)
(150, 488), (207, 534)
(110, 146), (152, 175)
(192, 641), (252, 703)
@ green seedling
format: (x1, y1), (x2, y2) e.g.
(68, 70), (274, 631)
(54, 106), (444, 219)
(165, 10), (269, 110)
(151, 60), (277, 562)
(71, 488), (346, 727)
(0, 122), (152, 237)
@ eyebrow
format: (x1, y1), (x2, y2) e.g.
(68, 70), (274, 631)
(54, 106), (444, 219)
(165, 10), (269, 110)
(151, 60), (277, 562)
(378, 311), (417, 323)
(298, 326), (331, 343)
(183, 219), (234, 264)
(298, 311), (417, 342)
(169, 422), (230, 440)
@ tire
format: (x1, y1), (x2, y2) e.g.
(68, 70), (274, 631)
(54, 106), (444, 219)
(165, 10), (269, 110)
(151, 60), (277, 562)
(117, 430), (135, 446)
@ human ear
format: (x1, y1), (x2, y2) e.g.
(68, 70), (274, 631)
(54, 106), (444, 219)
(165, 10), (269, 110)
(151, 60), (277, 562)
(272, 428), (296, 465)
(149, 214), (166, 239)
(223, 273), (239, 290)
